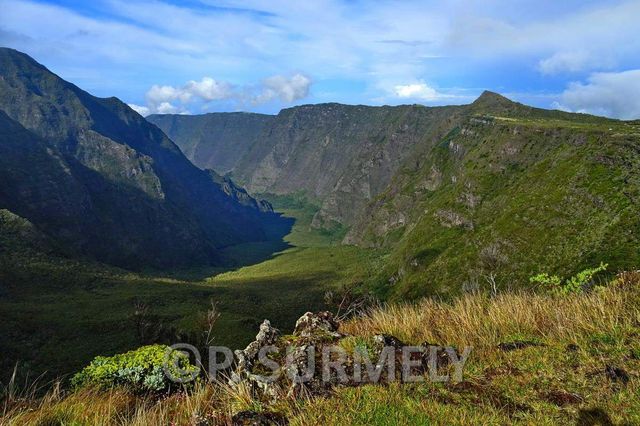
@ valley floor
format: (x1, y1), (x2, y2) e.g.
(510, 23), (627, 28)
(0, 195), (381, 382)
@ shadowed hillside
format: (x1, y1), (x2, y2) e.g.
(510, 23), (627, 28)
(0, 48), (289, 270)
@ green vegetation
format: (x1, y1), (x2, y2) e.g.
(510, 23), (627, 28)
(260, 192), (349, 247)
(530, 262), (608, 295)
(152, 91), (640, 303)
(1, 51), (640, 424)
(0, 198), (379, 383)
(359, 107), (640, 300)
(70, 345), (198, 393)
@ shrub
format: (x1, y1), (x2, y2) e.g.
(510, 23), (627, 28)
(530, 262), (608, 295)
(71, 345), (199, 393)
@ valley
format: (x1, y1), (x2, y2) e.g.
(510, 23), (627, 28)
(2, 49), (639, 384)
(0, 194), (381, 381)
(2, 2), (640, 423)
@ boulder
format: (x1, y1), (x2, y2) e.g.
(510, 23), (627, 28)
(235, 320), (280, 371)
(293, 311), (341, 339)
(373, 334), (406, 350)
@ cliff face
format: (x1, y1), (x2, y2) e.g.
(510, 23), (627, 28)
(153, 92), (640, 297)
(0, 48), (285, 270)
(349, 93), (640, 298)
(147, 112), (274, 174)
(153, 103), (465, 229)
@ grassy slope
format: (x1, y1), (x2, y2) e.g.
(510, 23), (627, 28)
(4, 272), (638, 425)
(358, 113), (640, 300)
(0, 197), (379, 382)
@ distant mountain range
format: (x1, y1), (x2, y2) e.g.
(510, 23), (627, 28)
(150, 92), (640, 298)
(1, 47), (637, 294)
(0, 48), (285, 270)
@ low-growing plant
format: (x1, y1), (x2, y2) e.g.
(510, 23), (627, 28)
(530, 262), (608, 295)
(70, 345), (199, 393)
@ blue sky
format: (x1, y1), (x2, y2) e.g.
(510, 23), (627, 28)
(2, 0), (640, 118)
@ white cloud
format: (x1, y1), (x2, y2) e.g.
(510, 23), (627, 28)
(183, 77), (234, 102)
(557, 70), (640, 119)
(128, 103), (150, 116)
(538, 51), (590, 75)
(145, 77), (233, 112)
(146, 84), (186, 104)
(139, 73), (312, 114)
(538, 50), (615, 75)
(254, 74), (312, 104)
(155, 102), (181, 114)
(390, 81), (464, 103)
(394, 82), (439, 100)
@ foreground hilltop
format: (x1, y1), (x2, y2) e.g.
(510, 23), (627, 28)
(4, 271), (639, 424)
(0, 48), (286, 269)
(150, 92), (640, 297)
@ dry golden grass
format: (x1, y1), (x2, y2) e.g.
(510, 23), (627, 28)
(342, 277), (640, 350)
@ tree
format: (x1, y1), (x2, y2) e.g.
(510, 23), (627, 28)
(479, 242), (508, 297)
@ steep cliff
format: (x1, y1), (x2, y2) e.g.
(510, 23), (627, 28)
(0, 48), (285, 269)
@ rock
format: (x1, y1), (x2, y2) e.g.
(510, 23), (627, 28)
(285, 343), (338, 398)
(235, 320), (280, 370)
(374, 334), (406, 350)
(230, 320), (280, 396)
(605, 365), (630, 384)
(566, 343), (580, 352)
(231, 410), (288, 426)
(293, 312), (341, 339)
(497, 341), (544, 352)
(434, 209), (474, 230)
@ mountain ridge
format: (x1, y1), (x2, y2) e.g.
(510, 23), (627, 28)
(150, 93), (640, 297)
(0, 48), (286, 269)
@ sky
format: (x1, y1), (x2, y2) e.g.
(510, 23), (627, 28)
(1, 0), (640, 119)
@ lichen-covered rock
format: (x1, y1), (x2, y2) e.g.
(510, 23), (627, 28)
(229, 320), (281, 401)
(374, 334), (404, 349)
(293, 311), (341, 339)
(237, 320), (280, 368)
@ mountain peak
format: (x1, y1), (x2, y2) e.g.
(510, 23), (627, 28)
(0, 46), (45, 68)
(469, 90), (523, 115)
(473, 90), (513, 105)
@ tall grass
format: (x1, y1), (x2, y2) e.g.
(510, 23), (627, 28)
(342, 282), (639, 349)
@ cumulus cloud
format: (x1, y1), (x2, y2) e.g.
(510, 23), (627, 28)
(391, 81), (461, 103)
(155, 102), (182, 114)
(143, 77), (234, 114)
(254, 74), (311, 104)
(136, 73), (311, 115)
(128, 103), (150, 116)
(538, 51), (591, 75)
(394, 82), (439, 100)
(556, 70), (640, 119)
(538, 50), (615, 75)
(183, 77), (234, 102)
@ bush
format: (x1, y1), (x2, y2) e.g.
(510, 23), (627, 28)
(71, 345), (199, 393)
(530, 262), (608, 295)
